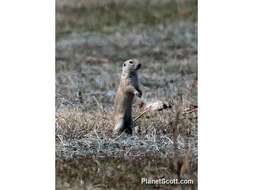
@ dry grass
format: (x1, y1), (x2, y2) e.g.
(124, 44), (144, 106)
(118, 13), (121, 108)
(56, 0), (197, 38)
(56, 0), (197, 189)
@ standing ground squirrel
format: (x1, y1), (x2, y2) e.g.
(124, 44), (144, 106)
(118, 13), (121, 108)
(113, 59), (142, 135)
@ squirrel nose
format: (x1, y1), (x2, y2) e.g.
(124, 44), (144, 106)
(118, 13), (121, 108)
(136, 63), (141, 69)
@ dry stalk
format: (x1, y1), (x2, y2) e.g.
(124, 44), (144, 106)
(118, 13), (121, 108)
(133, 100), (169, 122)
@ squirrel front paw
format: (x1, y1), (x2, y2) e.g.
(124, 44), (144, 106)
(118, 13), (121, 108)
(134, 90), (142, 98)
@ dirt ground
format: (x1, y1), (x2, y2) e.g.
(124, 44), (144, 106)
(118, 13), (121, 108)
(56, 0), (197, 189)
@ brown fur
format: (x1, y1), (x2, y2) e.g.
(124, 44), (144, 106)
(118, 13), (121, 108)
(113, 59), (142, 135)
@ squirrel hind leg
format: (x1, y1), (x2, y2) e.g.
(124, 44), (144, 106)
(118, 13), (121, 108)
(124, 120), (133, 135)
(125, 126), (133, 135)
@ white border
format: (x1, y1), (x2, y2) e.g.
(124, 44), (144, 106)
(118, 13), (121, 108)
(0, 1), (55, 189)
(0, 0), (253, 189)
(199, 0), (253, 189)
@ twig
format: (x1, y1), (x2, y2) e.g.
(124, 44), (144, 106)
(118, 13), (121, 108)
(183, 107), (198, 115)
(133, 107), (151, 122)
(57, 135), (65, 146)
(93, 96), (104, 112)
(165, 136), (174, 144)
(112, 131), (126, 141)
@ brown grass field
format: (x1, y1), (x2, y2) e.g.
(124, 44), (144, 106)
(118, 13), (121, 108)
(56, 0), (197, 189)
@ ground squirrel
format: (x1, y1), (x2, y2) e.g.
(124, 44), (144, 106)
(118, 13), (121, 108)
(113, 59), (142, 135)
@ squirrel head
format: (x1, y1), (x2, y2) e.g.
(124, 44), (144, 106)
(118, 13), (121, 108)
(122, 59), (141, 76)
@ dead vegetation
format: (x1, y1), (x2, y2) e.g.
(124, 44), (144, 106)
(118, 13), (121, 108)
(56, 0), (197, 189)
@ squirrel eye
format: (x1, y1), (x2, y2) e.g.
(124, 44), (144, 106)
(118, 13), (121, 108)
(129, 60), (133, 64)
